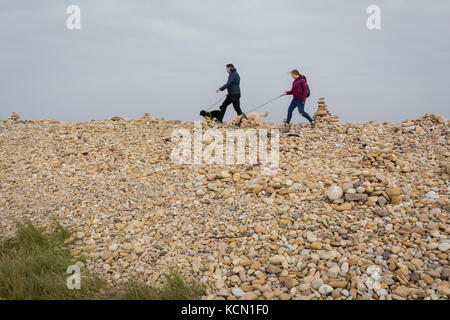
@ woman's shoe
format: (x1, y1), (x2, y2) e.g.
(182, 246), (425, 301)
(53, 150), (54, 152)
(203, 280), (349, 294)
(310, 121), (316, 128)
(283, 123), (291, 132)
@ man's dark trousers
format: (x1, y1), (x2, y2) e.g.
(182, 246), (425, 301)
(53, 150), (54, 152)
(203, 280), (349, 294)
(218, 94), (242, 122)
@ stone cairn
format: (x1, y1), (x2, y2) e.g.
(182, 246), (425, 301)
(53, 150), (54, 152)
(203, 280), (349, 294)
(137, 112), (158, 123)
(142, 112), (152, 120)
(9, 112), (20, 121)
(313, 98), (339, 124)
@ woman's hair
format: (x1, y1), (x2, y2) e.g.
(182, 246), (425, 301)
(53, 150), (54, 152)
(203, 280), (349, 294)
(226, 63), (234, 69)
(290, 69), (300, 76)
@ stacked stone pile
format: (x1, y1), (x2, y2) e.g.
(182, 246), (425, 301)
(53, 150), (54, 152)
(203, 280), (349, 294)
(9, 112), (20, 121)
(313, 98), (339, 124)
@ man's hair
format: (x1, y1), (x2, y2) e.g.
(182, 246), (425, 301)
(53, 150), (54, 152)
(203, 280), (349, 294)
(226, 63), (234, 69)
(290, 69), (300, 76)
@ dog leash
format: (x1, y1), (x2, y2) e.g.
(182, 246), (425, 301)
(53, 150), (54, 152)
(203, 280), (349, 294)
(205, 95), (227, 111)
(237, 94), (284, 127)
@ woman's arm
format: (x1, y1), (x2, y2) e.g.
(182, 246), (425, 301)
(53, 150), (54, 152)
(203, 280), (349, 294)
(285, 81), (295, 95)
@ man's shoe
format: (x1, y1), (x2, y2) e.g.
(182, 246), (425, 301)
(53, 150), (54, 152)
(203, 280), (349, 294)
(310, 121), (316, 129)
(214, 119), (222, 123)
(283, 123), (291, 132)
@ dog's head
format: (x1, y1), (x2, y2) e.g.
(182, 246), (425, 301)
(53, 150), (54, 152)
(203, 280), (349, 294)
(200, 110), (208, 117)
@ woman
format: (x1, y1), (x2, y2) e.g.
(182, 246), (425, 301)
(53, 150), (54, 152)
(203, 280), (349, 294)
(283, 69), (315, 132)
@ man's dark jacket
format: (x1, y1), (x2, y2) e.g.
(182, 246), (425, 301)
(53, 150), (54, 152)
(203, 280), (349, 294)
(220, 68), (241, 95)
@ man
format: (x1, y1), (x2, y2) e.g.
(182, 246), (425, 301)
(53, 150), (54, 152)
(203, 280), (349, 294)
(215, 64), (242, 123)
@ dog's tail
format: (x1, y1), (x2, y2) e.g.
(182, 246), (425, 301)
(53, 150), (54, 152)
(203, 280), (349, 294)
(261, 111), (269, 118)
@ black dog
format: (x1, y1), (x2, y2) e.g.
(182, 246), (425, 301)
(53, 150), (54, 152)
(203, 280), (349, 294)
(200, 110), (221, 121)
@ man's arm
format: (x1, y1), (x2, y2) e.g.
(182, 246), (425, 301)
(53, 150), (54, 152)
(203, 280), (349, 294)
(219, 73), (235, 91)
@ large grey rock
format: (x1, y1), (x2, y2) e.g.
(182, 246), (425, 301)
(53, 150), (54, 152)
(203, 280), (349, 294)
(325, 185), (343, 200)
(318, 284), (333, 295)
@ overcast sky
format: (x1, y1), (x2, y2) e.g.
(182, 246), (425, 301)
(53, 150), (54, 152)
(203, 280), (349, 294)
(0, 0), (449, 123)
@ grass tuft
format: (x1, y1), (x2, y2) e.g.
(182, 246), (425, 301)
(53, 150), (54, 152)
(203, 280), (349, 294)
(0, 221), (103, 300)
(157, 272), (205, 300)
(0, 220), (204, 300)
(122, 273), (204, 300)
